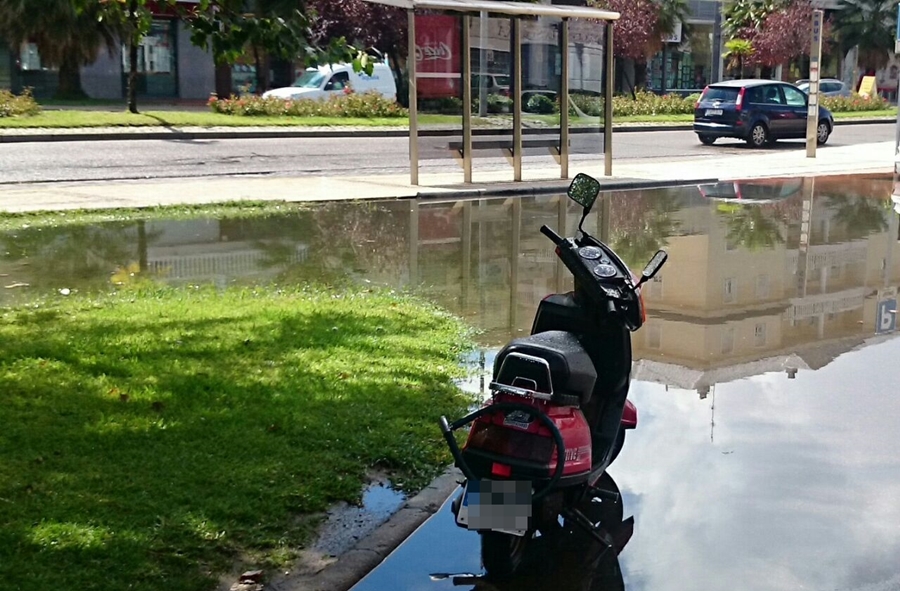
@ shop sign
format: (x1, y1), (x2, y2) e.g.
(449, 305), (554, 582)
(662, 21), (682, 44)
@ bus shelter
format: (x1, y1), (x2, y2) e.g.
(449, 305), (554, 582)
(362, 0), (619, 185)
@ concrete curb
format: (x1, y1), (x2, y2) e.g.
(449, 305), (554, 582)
(266, 467), (462, 591)
(0, 118), (891, 144)
(414, 177), (720, 200)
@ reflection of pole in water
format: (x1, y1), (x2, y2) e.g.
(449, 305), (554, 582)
(556, 195), (567, 292)
(409, 200), (419, 287)
(510, 198), (521, 330)
(797, 178), (814, 298)
(462, 201), (473, 309)
(710, 383), (716, 444)
(598, 194), (611, 244)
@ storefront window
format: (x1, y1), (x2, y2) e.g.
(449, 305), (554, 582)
(649, 22), (714, 93)
(122, 19), (177, 97)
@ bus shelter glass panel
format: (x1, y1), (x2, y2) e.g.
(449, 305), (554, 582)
(519, 17), (562, 168)
(467, 15), (515, 169)
(567, 19), (606, 157)
(414, 13), (464, 171)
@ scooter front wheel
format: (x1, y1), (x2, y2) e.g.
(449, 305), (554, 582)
(480, 531), (531, 579)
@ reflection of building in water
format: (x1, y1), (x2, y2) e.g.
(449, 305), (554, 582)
(409, 177), (900, 396)
(145, 220), (307, 287)
(631, 177), (900, 396)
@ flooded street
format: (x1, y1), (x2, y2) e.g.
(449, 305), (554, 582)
(2, 174), (899, 589)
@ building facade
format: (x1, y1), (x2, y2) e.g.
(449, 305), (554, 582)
(0, 1), (215, 100)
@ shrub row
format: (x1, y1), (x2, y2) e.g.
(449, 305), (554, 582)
(0, 88), (41, 118)
(820, 93), (889, 112)
(208, 91), (408, 118)
(206, 86), (891, 120)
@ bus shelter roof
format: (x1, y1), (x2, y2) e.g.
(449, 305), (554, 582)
(361, 0), (619, 21)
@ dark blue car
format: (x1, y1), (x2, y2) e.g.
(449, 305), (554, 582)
(693, 79), (834, 148)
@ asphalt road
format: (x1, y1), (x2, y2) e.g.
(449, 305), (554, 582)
(0, 122), (894, 185)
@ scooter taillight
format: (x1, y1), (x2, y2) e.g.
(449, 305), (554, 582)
(465, 421), (555, 465)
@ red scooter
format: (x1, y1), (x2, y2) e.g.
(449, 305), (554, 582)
(440, 173), (666, 579)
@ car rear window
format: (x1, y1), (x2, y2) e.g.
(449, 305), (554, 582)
(701, 87), (739, 103)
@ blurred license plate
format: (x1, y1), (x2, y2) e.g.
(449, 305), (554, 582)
(455, 480), (531, 536)
(705, 109), (723, 116)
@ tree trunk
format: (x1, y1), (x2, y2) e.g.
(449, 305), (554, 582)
(215, 61), (232, 98)
(128, 38), (139, 113)
(388, 50), (407, 107)
(660, 45), (667, 94)
(56, 51), (86, 100)
(127, 0), (139, 114)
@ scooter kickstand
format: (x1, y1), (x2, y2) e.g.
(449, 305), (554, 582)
(587, 486), (620, 503)
(561, 507), (615, 551)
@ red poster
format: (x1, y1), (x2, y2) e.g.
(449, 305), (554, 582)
(415, 14), (461, 99)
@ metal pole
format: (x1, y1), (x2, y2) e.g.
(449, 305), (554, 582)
(513, 18), (523, 181)
(560, 19), (570, 179)
(463, 15), (473, 183)
(408, 10), (419, 185)
(805, 9), (823, 158)
(604, 21), (614, 176)
(479, 11), (488, 117)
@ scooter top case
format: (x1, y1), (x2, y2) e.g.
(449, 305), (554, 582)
(493, 330), (596, 408)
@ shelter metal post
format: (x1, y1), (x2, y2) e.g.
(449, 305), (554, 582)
(462, 15), (473, 183)
(560, 19), (570, 179)
(604, 21), (613, 176)
(408, 9), (419, 185)
(513, 18), (523, 181)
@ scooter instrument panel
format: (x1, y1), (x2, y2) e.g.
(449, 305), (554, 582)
(592, 264), (618, 278)
(578, 246), (603, 260)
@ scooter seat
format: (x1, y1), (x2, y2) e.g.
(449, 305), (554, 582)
(493, 331), (596, 406)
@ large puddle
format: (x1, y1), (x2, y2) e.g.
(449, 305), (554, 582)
(3, 175), (900, 588)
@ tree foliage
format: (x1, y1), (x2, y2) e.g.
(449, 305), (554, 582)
(0, 0), (120, 98)
(590, 0), (661, 61)
(832, 0), (896, 70)
(752, 0), (829, 67)
(178, 0), (374, 95)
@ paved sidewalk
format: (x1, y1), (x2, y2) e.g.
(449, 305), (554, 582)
(0, 140), (892, 214)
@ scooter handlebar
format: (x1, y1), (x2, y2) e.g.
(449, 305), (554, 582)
(540, 225), (564, 246)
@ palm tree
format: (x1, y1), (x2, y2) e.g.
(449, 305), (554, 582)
(0, 0), (119, 99)
(724, 38), (755, 78)
(826, 195), (890, 239)
(721, 206), (786, 250)
(655, 0), (691, 92)
(832, 0), (896, 72)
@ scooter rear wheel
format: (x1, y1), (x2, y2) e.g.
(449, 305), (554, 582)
(480, 531), (530, 579)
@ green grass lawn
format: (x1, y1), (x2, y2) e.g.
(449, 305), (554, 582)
(1, 108), (893, 129)
(0, 286), (473, 591)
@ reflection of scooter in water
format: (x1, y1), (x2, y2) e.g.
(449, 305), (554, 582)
(433, 472), (633, 591)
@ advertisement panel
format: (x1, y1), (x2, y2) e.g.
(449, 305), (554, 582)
(415, 14), (461, 99)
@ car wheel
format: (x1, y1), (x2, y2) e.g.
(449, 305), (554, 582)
(698, 135), (716, 145)
(747, 123), (769, 148)
(816, 120), (831, 145)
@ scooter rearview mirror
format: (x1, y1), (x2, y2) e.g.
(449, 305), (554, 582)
(635, 250), (668, 289)
(567, 173), (601, 215)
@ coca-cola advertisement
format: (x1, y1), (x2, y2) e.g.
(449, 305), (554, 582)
(415, 14), (461, 99)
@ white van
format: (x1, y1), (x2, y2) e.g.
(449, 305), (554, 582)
(262, 63), (397, 101)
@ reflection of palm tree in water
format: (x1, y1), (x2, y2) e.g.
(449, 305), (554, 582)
(720, 205), (785, 251)
(608, 191), (681, 269)
(825, 195), (890, 240)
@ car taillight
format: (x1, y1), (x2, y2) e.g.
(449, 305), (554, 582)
(735, 87), (745, 111)
(696, 85), (707, 109)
